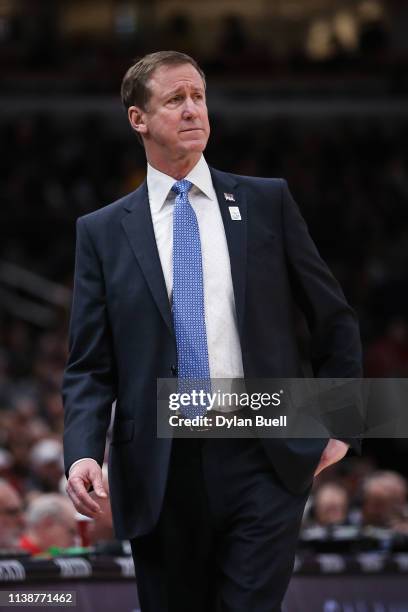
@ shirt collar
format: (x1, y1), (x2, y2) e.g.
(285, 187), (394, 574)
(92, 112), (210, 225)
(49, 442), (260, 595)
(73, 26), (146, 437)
(147, 155), (214, 212)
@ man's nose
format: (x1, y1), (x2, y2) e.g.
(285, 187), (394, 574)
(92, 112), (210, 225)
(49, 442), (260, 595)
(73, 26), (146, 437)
(182, 97), (198, 118)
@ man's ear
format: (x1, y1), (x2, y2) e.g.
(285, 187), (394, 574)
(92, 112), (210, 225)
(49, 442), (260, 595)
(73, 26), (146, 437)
(128, 106), (148, 137)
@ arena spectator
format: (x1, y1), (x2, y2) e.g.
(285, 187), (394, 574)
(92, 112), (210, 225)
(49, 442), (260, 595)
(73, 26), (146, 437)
(313, 483), (350, 527)
(361, 471), (408, 529)
(27, 439), (64, 494)
(0, 479), (24, 550)
(19, 493), (77, 554)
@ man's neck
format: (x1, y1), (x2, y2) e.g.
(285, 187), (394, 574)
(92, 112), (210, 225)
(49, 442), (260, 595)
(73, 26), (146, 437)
(147, 152), (202, 180)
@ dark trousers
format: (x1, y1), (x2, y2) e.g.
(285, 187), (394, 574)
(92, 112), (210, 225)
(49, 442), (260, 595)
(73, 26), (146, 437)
(130, 437), (309, 612)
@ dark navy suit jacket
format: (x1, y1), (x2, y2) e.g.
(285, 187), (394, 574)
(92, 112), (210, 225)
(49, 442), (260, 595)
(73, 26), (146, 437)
(62, 168), (362, 540)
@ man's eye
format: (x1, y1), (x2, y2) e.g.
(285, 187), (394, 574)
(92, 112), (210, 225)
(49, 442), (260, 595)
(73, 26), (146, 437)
(169, 96), (182, 103)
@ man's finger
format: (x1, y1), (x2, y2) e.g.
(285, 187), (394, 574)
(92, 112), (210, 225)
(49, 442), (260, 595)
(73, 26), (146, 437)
(67, 482), (101, 516)
(91, 475), (108, 499)
(67, 485), (101, 518)
(68, 476), (103, 516)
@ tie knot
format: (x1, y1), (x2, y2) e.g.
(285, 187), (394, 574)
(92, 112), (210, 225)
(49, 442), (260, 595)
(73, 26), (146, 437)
(171, 179), (193, 197)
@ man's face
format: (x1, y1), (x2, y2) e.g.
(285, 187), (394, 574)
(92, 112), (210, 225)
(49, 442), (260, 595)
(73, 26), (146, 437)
(39, 510), (77, 551)
(135, 63), (210, 163)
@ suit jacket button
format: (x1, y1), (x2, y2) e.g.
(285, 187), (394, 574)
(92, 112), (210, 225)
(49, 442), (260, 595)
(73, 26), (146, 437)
(171, 365), (178, 376)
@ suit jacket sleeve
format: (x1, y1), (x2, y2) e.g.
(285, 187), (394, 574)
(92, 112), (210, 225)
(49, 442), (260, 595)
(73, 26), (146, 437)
(281, 179), (363, 452)
(62, 217), (117, 475)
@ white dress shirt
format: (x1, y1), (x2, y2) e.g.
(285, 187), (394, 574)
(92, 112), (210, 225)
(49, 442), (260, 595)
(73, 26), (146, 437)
(69, 155), (243, 473)
(147, 154), (243, 379)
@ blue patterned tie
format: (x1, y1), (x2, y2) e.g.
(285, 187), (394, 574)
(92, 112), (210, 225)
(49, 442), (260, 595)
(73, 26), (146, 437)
(172, 179), (210, 418)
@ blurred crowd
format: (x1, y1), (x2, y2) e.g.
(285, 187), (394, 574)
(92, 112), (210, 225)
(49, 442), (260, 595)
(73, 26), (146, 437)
(2, 1), (408, 90)
(306, 462), (408, 533)
(0, 361), (114, 555)
(2, 430), (408, 554)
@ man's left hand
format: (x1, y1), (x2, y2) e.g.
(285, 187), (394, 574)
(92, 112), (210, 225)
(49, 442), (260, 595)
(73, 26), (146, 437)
(314, 439), (350, 477)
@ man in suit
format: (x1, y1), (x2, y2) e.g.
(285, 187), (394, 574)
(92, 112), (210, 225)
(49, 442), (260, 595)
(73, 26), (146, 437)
(63, 51), (362, 611)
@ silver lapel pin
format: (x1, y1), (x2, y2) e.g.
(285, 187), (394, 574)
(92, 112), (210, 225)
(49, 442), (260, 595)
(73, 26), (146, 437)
(229, 206), (241, 221)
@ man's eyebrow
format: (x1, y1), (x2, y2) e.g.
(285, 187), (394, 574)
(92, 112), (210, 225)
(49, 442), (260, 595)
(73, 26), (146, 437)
(163, 84), (205, 99)
(163, 87), (183, 98)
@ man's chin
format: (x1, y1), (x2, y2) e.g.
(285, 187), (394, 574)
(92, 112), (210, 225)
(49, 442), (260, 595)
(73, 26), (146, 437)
(179, 137), (208, 153)
(180, 128), (208, 140)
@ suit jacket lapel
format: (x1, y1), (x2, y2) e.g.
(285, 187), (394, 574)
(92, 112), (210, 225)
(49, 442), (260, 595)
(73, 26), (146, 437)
(121, 180), (174, 337)
(210, 167), (247, 338)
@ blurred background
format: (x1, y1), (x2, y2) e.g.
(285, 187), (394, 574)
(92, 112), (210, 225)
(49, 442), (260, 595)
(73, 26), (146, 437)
(1, 0), (408, 559)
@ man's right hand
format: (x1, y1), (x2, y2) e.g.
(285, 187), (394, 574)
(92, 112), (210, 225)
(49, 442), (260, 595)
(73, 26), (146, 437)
(66, 459), (108, 518)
